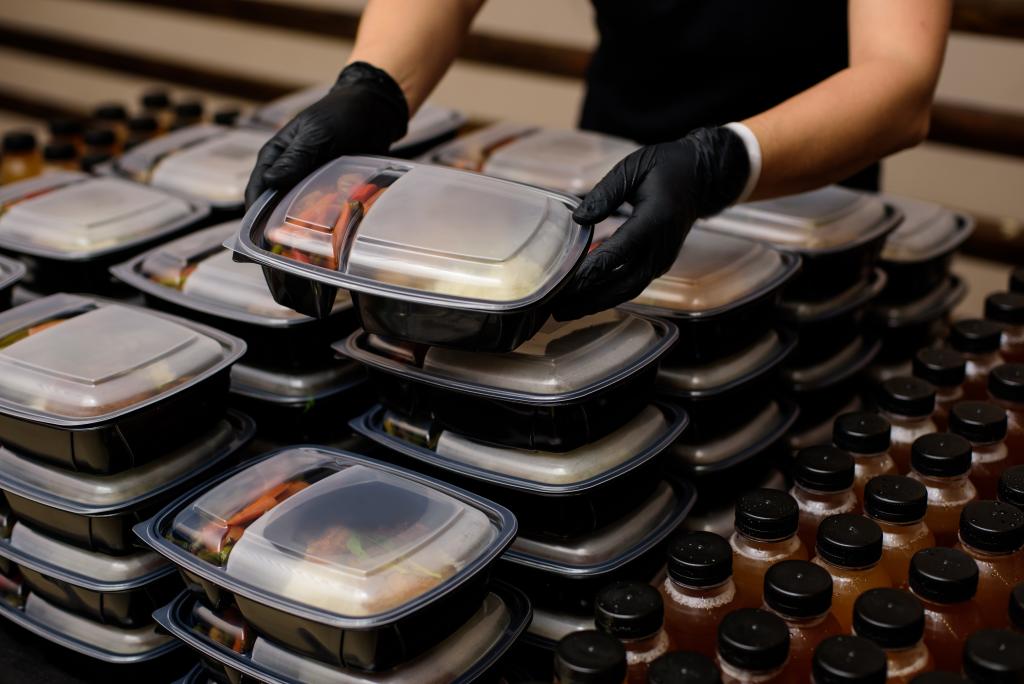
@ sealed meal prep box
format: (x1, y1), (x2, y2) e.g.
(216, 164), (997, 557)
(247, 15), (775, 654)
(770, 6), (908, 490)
(0, 253), (25, 311)
(138, 447), (516, 671)
(781, 333), (881, 395)
(869, 275), (965, 368)
(233, 156), (592, 351)
(338, 309), (676, 451)
(0, 172), (209, 294)
(683, 464), (787, 538)
(0, 294), (245, 473)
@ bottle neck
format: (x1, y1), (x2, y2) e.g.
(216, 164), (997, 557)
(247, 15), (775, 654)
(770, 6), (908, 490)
(961, 540), (1017, 559)
(880, 409), (929, 427)
(912, 469), (970, 485)
(765, 606), (829, 628)
(874, 518), (926, 534)
(819, 556), (878, 573)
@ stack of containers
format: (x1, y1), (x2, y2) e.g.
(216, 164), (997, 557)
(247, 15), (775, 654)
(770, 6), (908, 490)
(0, 254), (25, 311)
(0, 293), (249, 670)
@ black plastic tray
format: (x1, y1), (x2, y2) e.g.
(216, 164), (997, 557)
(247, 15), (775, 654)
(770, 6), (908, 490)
(870, 275), (965, 364)
(878, 213), (973, 305)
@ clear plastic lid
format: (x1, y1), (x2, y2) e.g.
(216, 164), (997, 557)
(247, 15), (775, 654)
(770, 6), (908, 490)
(698, 185), (897, 254)
(870, 275), (966, 328)
(778, 268), (887, 324)
(880, 195), (973, 263)
(162, 448), (514, 624)
(657, 328), (794, 396)
(670, 400), (797, 469)
(782, 336), (880, 392)
(230, 360), (363, 402)
(114, 124), (225, 182)
(339, 309), (675, 402)
(0, 172), (206, 259)
(240, 156), (589, 311)
(0, 294), (244, 425)
(0, 253), (25, 293)
(629, 229), (798, 317)
(528, 606), (593, 644)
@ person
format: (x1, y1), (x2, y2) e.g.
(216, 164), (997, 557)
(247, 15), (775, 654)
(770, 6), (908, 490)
(245, 0), (951, 320)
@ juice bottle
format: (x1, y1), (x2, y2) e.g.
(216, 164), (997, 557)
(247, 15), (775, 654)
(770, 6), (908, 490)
(956, 500), (1024, 628)
(864, 475), (936, 586)
(662, 531), (741, 660)
(647, 652), (721, 684)
(833, 412), (897, 503)
(908, 433), (977, 546)
(989, 364), (1024, 465)
(84, 128), (119, 159)
(554, 630), (626, 684)
(790, 446), (858, 550)
(729, 489), (808, 609)
(92, 103), (129, 147)
(126, 116), (160, 149)
(1, 131), (42, 184)
(141, 89), (174, 132)
(47, 118), (84, 156)
(595, 581), (671, 684)
(876, 377), (938, 474)
(998, 465), (1024, 511)
(950, 401), (1010, 500)
(716, 609), (789, 684)
(763, 560), (841, 683)
(171, 100), (204, 131)
(852, 588), (933, 683)
(1012, 583), (1024, 631)
(812, 513), (893, 631)
(949, 319), (1005, 401)
(986, 293), (1024, 365)
(914, 348), (967, 432)
(963, 629), (1024, 682)
(42, 142), (79, 173)
(908, 547), (983, 673)
(811, 635), (887, 684)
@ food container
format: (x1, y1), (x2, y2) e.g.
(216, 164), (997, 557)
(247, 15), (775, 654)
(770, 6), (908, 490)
(878, 195), (973, 304)
(786, 381), (864, 453)
(623, 228), (800, 361)
(0, 294), (245, 473)
(0, 254), (25, 311)
(156, 581), (530, 684)
(869, 275), (965, 366)
(0, 172), (209, 294)
(137, 446), (517, 671)
(698, 185), (901, 302)
(781, 334), (881, 395)
(682, 464), (787, 538)
(338, 308), (676, 451)
(232, 156), (592, 350)
(0, 411), (252, 554)
(112, 222), (357, 369)
(428, 122), (639, 196)
(778, 268), (887, 327)
(525, 606), (594, 647)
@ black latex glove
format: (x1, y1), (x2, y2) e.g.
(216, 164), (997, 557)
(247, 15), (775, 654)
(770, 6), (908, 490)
(244, 62), (409, 208)
(553, 126), (751, 320)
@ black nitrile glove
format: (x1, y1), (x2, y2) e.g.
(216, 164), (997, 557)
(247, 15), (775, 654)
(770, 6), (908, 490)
(245, 62), (409, 207)
(553, 126), (751, 320)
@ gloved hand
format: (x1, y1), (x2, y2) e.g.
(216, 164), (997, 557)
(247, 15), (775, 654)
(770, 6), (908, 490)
(553, 126), (751, 320)
(245, 62), (409, 207)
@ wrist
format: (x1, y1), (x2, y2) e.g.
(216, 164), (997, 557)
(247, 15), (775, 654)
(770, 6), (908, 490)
(685, 126), (753, 218)
(723, 122), (762, 203)
(336, 61), (410, 143)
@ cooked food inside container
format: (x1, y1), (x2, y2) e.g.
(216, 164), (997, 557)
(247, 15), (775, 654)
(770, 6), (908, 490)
(191, 599), (251, 654)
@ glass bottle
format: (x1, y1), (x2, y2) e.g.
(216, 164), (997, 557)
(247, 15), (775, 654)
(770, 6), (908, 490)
(963, 629), (1024, 682)
(83, 128), (119, 159)
(864, 475), (936, 586)
(834, 412), (897, 504)
(853, 588), (933, 684)
(92, 103), (129, 147)
(716, 609), (790, 684)
(763, 560), (841, 683)
(662, 531), (741, 661)
(47, 118), (84, 156)
(42, 142), (79, 173)
(1, 131), (42, 184)
(141, 89), (174, 132)
(949, 319), (1005, 401)
(956, 500), (1024, 628)
(647, 652), (721, 684)
(812, 513), (893, 632)
(811, 635), (887, 684)
(171, 100), (204, 131)
(914, 348), (967, 432)
(908, 432), (978, 546)
(729, 489), (808, 609)
(908, 547), (983, 673)
(950, 401), (1010, 500)
(554, 630), (626, 684)
(986, 293), (1024, 365)
(876, 376), (938, 474)
(989, 364), (1024, 466)
(595, 581), (671, 684)
(126, 116), (160, 149)
(790, 446), (858, 551)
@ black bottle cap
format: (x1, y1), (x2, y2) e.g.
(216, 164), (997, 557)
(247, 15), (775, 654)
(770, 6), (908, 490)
(83, 128), (116, 147)
(911, 432), (973, 477)
(990, 364), (1024, 404)
(987, 292), (1024, 326)
(816, 514), (883, 569)
(128, 115), (159, 133)
(717, 609), (789, 673)
(594, 581), (663, 640)
(793, 446), (855, 492)
(1010, 583), (1024, 631)
(48, 118), (83, 137)
(212, 108), (240, 126)
(812, 635), (887, 684)
(79, 153), (111, 173)
(141, 90), (171, 109)
(173, 101), (203, 118)
(834, 412), (891, 454)
(42, 142), (76, 162)
(959, 500), (1024, 553)
(877, 376), (936, 418)
(864, 475), (928, 524)
(950, 401), (1008, 443)
(554, 630), (626, 684)
(1001, 466), (1024, 510)
(734, 489), (799, 541)
(914, 348), (966, 388)
(93, 103), (127, 121)
(909, 673), (968, 684)
(667, 532), (731, 588)
(908, 547), (979, 604)
(1012, 267), (1024, 294)
(852, 588), (925, 650)
(2, 131), (36, 152)
(763, 560), (832, 618)
(963, 629), (1024, 684)
(647, 652), (721, 684)
(950, 319), (1002, 354)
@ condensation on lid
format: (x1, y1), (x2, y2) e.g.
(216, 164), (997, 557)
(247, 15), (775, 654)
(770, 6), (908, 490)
(657, 328), (785, 393)
(150, 128), (271, 206)
(115, 124), (225, 181)
(671, 400), (784, 466)
(230, 359), (363, 401)
(881, 195), (973, 263)
(24, 593), (174, 656)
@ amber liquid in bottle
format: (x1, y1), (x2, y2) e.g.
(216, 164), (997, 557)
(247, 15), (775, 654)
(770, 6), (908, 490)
(791, 446), (859, 552)
(933, 386), (962, 432)
(876, 518), (935, 587)
(963, 351), (1003, 400)
(880, 643), (933, 684)
(989, 364), (1024, 467)
(851, 452), (898, 503)
(909, 470), (976, 547)
(812, 557), (891, 632)
(886, 412), (937, 475)
(792, 485), (858, 552)
(764, 560), (841, 684)
(731, 535), (808, 609)
(916, 593), (984, 672)
(717, 610), (790, 684)
(813, 514), (892, 632)
(623, 632), (671, 684)
(956, 500), (1024, 628)
(957, 543), (1024, 628)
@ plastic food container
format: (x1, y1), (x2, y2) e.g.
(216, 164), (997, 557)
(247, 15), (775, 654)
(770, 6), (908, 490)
(525, 606), (594, 647)
(624, 228), (800, 361)
(878, 195), (973, 304)
(428, 122), (639, 196)
(0, 172), (209, 294)
(682, 464), (787, 538)
(698, 185), (901, 302)
(869, 275), (965, 365)
(779, 268), (887, 326)
(781, 334), (881, 395)
(338, 309), (676, 451)
(0, 253), (25, 311)
(112, 222), (356, 369)
(787, 385), (863, 454)
(156, 581), (530, 684)
(0, 294), (245, 473)
(0, 411), (252, 554)
(233, 156), (592, 350)
(138, 446), (516, 671)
